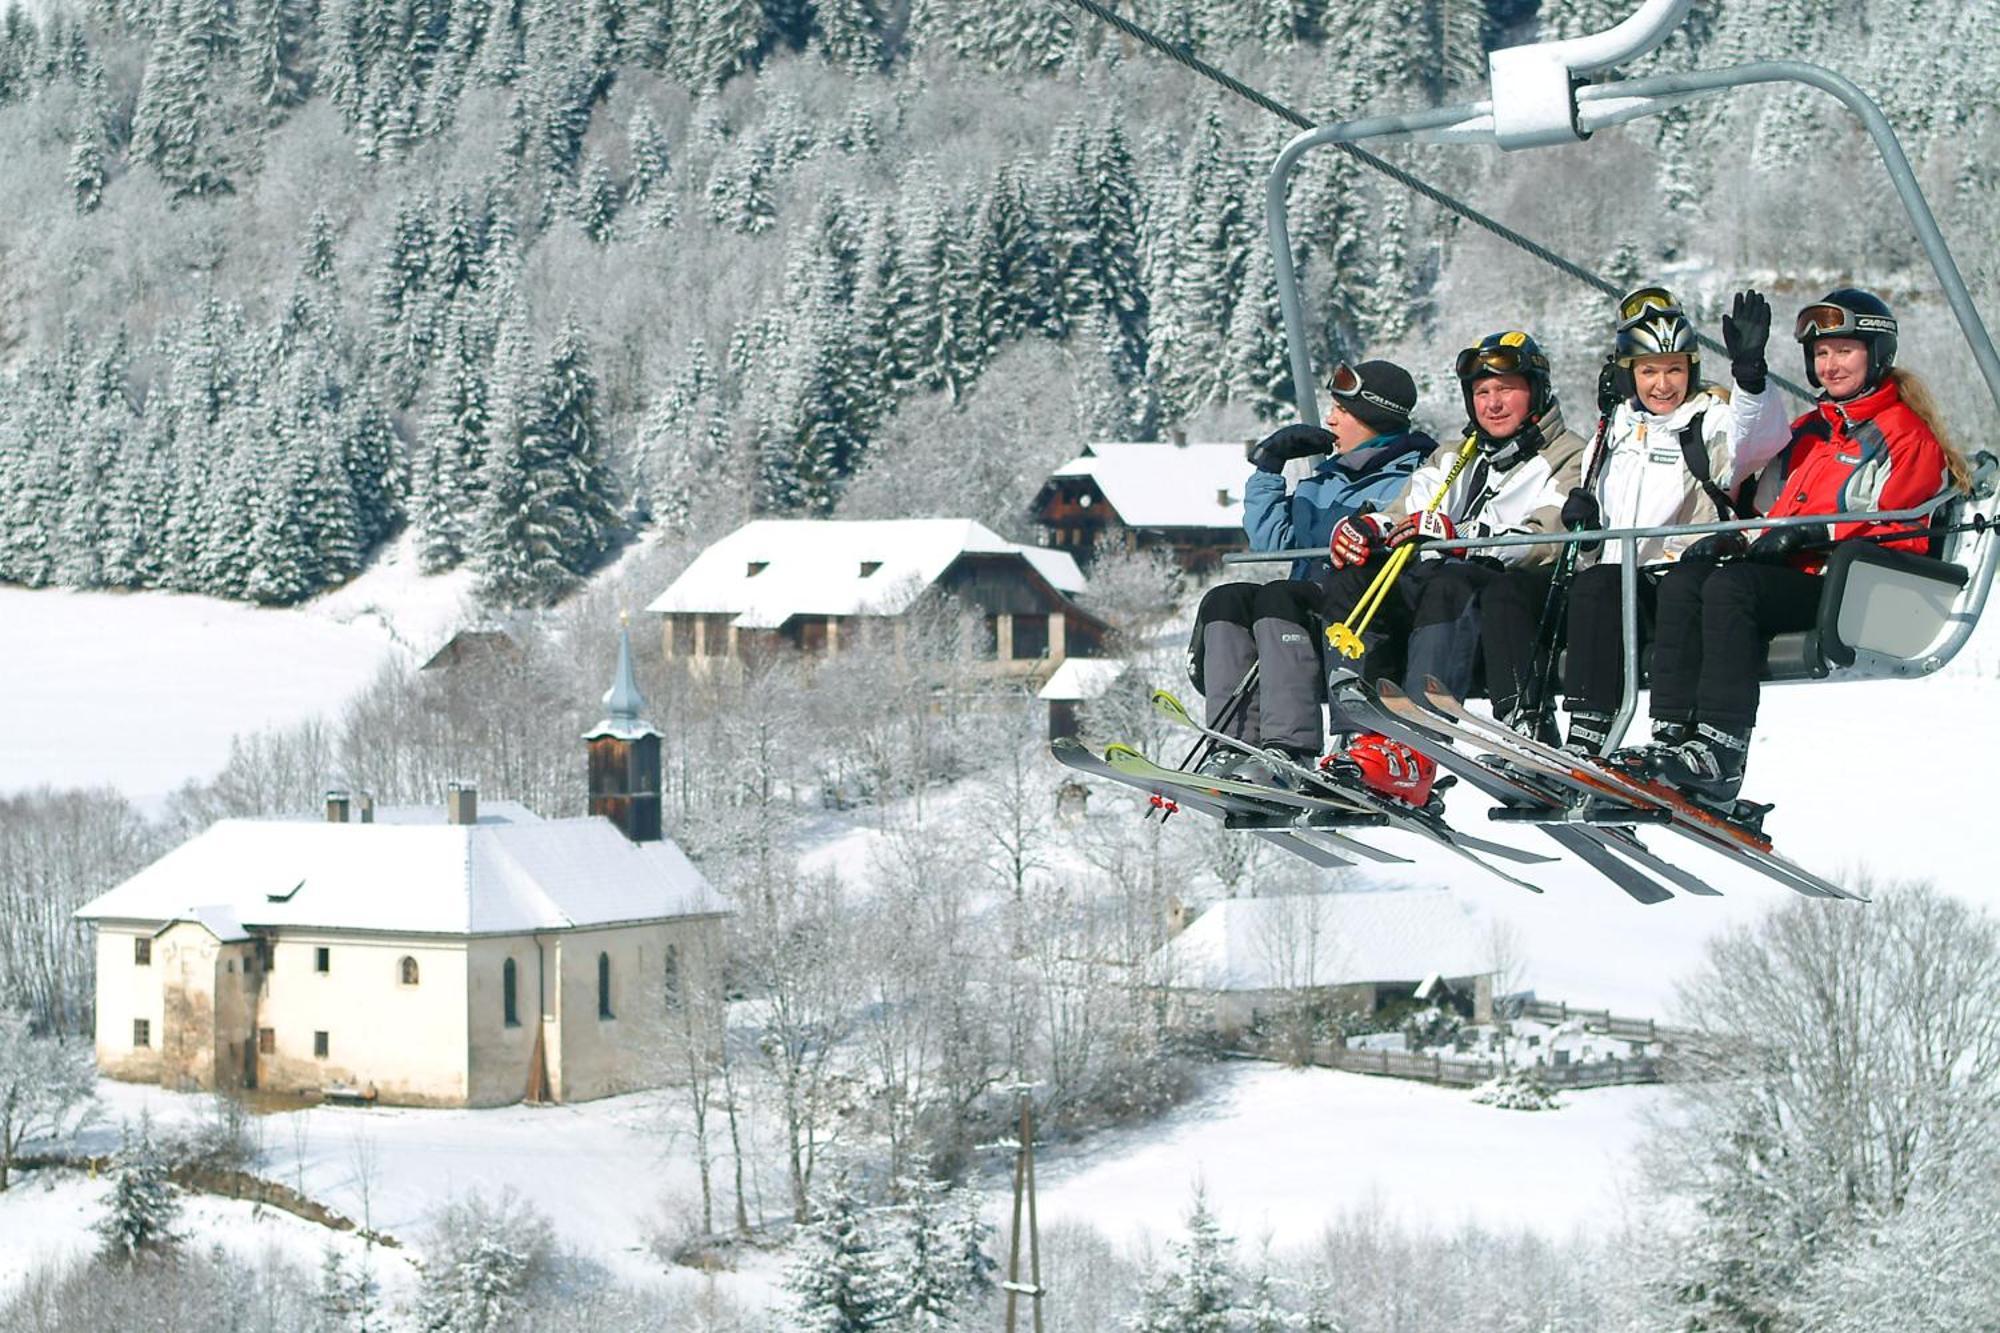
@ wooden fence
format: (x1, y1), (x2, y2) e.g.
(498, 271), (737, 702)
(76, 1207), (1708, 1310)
(1514, 999), (1694, 1045)
(1308, 1044), (1662, 1088)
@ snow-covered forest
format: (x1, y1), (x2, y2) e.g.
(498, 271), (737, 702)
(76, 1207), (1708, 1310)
(6, 0), (2000, 1328)
(2, 0), (1998, 606)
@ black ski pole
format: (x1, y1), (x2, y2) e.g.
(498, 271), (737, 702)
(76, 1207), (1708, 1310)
(1522, 387), (1616, 735)
(1179, 661), (1258, 772)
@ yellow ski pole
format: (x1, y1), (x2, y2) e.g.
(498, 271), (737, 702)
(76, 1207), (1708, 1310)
(1326, 432), (1482, 659)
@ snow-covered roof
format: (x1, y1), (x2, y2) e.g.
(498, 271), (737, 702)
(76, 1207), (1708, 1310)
(317, 800), (542, 827)
(160, 905), (251, 943)
(1153, 888), (1489, 992)
(1047, 441), (1249, 531)
(77, 816), (732, 937)
(645, 519), (1086, 630)
(1037, 657), (1129, 702)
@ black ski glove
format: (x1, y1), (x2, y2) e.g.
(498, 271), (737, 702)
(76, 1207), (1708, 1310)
(1480, 417), (1547, 472)
(1596, 357), (1622, 417)
(1748, 522), (1830, 563)
(1561, 487), (1603, 554)
(1248, 423), (1336, 473)
(1683, 531), (1748, 564)
(1722, 289), (1771, 395)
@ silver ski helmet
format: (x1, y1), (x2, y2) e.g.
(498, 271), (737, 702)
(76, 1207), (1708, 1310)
(1454, 330), (1553, 421)
(1612, 285), (1700, 399)
(1795, 288), (1897, 392)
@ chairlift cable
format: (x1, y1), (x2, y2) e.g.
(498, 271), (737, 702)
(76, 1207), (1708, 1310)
(1051, 0), (1814, 402)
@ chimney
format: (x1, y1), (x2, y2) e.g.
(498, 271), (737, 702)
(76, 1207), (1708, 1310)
(325, 790), (350, 823)
(356, 792), (375, 824)
(446, 781), (478, 826)
(1170, 426), (1188, 448)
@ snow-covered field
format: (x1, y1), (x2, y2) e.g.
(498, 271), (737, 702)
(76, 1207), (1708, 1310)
(0, 536), (475, 808)
(3, 563), (1997, 1304)
(1034, 1062), (1661, 1246)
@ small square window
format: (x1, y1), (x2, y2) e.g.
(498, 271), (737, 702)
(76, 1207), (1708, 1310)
(133, 1019), (151, 1048)
(134, 937), (151, 966)
(315, 946), (330, 974)
(258, 1028), (275, 1054)
(314, 1031), (329, 1059)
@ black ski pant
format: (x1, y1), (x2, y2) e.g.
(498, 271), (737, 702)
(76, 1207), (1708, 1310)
(1313, 555), (1500, 730)
(1649, 559), (1825, 732)
(1477, 564), (1558, 721)
(1189, 580), (1328, 754)
(1558, 563), (1667, 716)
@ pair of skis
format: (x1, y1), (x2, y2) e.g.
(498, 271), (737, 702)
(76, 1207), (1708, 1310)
(1053, 676), (1856, 902)
(1051, 691), (1558, 892)
(1367, 678), (1858, 901)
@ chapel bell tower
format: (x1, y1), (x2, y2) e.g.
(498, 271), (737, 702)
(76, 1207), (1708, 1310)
(583, 618), (663, 843)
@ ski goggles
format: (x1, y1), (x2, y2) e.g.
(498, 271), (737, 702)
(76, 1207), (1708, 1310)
(1325, 362), (1409, 419)
(1794, 302), (1898, 342)
(1615, 284), (1682, 329)
(1454, 344), (1541, 381)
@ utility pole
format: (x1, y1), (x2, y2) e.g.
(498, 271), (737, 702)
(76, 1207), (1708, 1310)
(1001, 1082), (1045, 1333)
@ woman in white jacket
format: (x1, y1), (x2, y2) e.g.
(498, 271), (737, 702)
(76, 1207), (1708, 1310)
(1478, 287), (1792, 754)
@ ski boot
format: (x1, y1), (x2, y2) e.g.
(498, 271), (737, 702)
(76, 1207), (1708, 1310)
(1560, 710), (1616, 760)
(1604, 718), (1690, 778)
(1323, 732), (1441, 807)
(1647, 722), (1752, 806)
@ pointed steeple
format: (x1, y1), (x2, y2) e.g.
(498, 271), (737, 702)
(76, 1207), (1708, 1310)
(584, 615), (664, 842)
(595, 616), (655, 738)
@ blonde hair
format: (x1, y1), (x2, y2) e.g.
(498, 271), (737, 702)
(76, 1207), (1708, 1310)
(1885, 368), (1973, 493)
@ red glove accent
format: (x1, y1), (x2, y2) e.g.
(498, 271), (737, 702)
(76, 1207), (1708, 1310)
(1329, 513), (1394, 568)
(1390, 510), (1458, 549)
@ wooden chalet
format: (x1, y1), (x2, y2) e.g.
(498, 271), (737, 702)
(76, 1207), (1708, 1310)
(1033, 436), (1249, 570)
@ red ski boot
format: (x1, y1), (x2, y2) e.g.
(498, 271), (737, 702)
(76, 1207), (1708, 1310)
(1324, 732), (1439, 806)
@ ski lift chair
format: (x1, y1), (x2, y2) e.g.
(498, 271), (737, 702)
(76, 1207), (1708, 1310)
(1763, 450), (1999, 683)
(1256, 0), (2000, 727)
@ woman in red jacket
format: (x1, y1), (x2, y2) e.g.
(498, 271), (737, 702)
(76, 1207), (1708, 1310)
(1627, 288), (1971, 805)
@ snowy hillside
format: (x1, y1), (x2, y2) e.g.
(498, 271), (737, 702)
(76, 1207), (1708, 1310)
(0, 535), (476, 806)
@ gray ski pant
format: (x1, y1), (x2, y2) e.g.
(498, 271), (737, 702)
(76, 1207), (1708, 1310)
(1188, 580), (1328, 753)
(1311, 556), (1500, 732)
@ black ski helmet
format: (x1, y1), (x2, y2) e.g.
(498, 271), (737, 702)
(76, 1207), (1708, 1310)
(1455, 330), (1553, 422)
(1795, 288), (1898, 393)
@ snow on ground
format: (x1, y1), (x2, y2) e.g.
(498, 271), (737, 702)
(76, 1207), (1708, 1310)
(0, 536), (475, 807)
(44, 1077), (787, 1309)
(1032, 1061), (1660, 1247)
(0, 1165), (422, 1303)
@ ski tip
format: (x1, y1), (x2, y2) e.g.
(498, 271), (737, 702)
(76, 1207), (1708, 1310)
(1150, 689), (1194, 723)
(1104, 742), (1145, 763)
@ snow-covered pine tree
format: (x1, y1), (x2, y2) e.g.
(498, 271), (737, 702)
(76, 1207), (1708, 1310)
(316, 1244), (381, 1329)
(783, 1179), (899, 1333)
(66, 114), (105, 213)
(625, 100), (675, 231)
(973, 160), (1032, 347)
(473, 319), (622, 606)
(239, 0), (312, 111)
(886, 1167), (991, 1327)
(339, 387), (404, 554)
(417, 312), (492, 571)
(95, 1120), (183, 1261)
(371, 194), (439, 406)
(573, 147), (619, 243)
(432, 190), (486, 308)
(1125, 1185), (1239, 1333)
(1226, 231), (1294, 422)
(128, 6), (234, 199)
(687, 0), (764, 90)
(817, 0), (886, 73)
